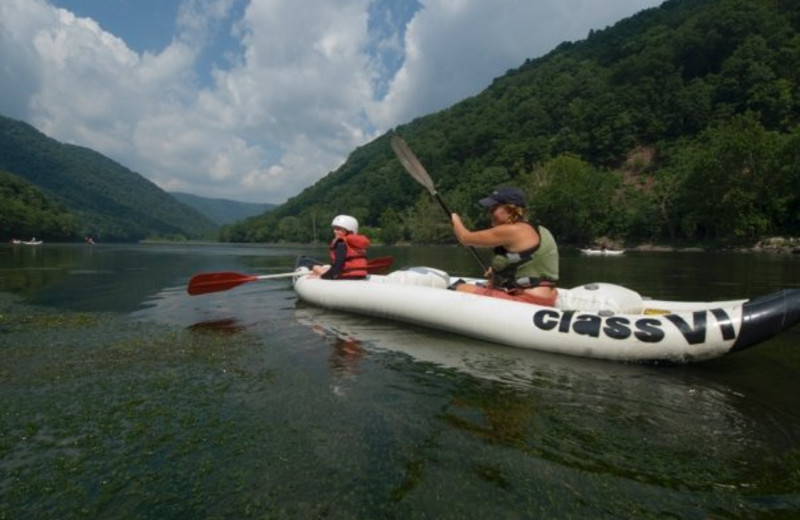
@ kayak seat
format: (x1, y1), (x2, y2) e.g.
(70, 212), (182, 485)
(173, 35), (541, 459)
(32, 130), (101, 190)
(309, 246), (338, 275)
(556, 283), (644, 315)
(384, 267), (451, 289)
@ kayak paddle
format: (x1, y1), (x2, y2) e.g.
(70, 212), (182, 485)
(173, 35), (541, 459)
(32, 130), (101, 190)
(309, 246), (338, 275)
(390, 135), (487, 271)
(187, 256), (394, 295)
(187, 271), (305, 295)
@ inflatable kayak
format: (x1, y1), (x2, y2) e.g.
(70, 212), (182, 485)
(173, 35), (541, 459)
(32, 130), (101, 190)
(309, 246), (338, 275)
(292, 267), (800, 364)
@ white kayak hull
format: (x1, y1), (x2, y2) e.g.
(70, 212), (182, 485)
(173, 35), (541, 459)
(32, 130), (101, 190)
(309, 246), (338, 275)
(293, 267), (800, 364)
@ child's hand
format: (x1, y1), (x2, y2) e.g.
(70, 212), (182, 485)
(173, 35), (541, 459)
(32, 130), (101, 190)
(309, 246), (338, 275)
(311, 265), (330, 277)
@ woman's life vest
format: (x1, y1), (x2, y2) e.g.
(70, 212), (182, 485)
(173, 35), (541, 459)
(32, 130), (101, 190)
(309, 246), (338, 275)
(329, 233), (370, 278)
(490, 223), (559, 290)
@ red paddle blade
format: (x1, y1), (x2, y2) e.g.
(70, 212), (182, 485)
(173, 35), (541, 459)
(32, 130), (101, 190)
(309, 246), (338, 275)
(187, 271), (257, 295)
(366, 256), (393, 273)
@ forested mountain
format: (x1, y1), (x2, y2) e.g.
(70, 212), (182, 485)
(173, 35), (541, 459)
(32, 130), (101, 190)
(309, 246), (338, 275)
(170, 192), (274, 225)
(0, 170), (79, 241)
(0, 116), (217, 242)
(223, 0), (800, 247)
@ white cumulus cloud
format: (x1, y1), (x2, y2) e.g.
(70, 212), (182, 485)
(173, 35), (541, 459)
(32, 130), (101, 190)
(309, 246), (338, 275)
(0, 0), (663, 203)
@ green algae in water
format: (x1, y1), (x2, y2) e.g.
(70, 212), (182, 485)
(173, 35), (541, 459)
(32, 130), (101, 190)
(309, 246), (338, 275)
(0, 299), (268, 519)
(2, 291), (800, 519)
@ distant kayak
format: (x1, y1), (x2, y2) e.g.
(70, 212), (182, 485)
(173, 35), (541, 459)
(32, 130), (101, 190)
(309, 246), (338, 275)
(580, 248), (624, 256)
(292, 265), (800, 364)
(22, 240), (42, 246)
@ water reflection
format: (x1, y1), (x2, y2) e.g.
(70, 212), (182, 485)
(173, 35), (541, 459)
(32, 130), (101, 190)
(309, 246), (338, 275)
(293, 303), (800, 502)
(187, 317), (248, 335)
(328, 336), (365, 375)
(3, 243), (798, 517)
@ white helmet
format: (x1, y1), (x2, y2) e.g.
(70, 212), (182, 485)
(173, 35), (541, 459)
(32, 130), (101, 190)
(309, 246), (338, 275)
(331, 214), (359, 233)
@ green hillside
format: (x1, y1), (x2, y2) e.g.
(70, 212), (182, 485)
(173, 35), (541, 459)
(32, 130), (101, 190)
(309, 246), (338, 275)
(0, 170), (79, 241)
(170, 192), (274, 225)
(0, 116), (217, 242)
(223, 0), (800, 247)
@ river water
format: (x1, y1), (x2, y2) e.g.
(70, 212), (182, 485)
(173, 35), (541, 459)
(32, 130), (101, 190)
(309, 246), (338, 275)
(1, 242), (799, 519)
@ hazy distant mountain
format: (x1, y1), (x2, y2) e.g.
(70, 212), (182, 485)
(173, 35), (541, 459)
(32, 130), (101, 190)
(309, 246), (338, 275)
(170, 192), (274, 225)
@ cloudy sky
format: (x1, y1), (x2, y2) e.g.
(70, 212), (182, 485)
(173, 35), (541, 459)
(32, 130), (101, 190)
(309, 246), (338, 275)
(1, 0), (663, 204)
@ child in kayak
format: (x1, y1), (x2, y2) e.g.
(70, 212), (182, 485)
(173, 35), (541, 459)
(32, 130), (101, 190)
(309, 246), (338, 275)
(311, 215), (371, 279)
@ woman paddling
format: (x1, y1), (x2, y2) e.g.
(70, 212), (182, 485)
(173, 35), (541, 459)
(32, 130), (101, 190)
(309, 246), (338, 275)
(450, 187), (559, 307)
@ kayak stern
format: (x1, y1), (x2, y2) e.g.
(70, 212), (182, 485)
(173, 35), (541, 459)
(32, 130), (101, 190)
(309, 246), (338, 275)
(732, 289), (800, 352)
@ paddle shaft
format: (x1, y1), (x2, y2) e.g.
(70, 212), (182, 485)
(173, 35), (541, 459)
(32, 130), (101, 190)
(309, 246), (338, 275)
(431, 193), (487, 271)
(390, 136), (487, 271)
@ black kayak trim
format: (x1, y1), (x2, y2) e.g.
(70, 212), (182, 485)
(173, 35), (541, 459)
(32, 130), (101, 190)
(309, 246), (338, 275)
(732, 289), (800, 353)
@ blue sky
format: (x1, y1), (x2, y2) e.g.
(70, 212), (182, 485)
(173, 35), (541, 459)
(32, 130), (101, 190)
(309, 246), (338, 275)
(48, 0), (179, 53)
(1, 0), (663, 203)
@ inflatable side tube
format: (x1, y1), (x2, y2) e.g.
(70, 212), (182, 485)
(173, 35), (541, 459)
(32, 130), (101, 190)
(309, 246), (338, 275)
(732, 289), (800, 352)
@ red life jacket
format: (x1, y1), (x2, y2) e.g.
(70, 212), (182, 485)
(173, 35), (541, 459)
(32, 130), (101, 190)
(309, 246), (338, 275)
(329, 233), (370, 278)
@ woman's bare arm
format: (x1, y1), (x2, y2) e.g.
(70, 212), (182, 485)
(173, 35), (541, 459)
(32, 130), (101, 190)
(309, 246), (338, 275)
(452, 214), (519, 247)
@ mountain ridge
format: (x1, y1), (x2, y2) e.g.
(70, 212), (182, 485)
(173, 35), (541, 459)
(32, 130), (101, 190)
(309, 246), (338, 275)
(0, 115), (217, 242)
(170, 191), (274, 225)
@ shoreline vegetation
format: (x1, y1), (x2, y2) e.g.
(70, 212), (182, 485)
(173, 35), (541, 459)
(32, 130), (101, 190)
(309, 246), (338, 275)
(629, 236), (800, 255)
(145, 236), (800, 254)
(14, 237), (800, 255)
(15, 236), (798, 255)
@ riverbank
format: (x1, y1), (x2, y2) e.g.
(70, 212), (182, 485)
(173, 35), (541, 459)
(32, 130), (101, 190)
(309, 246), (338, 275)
(132, 236), (800, 255)
(631, 236), (800, 255)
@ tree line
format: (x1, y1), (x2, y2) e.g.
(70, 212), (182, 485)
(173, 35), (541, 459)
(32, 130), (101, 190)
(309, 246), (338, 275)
(0, 170), (79, 241)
